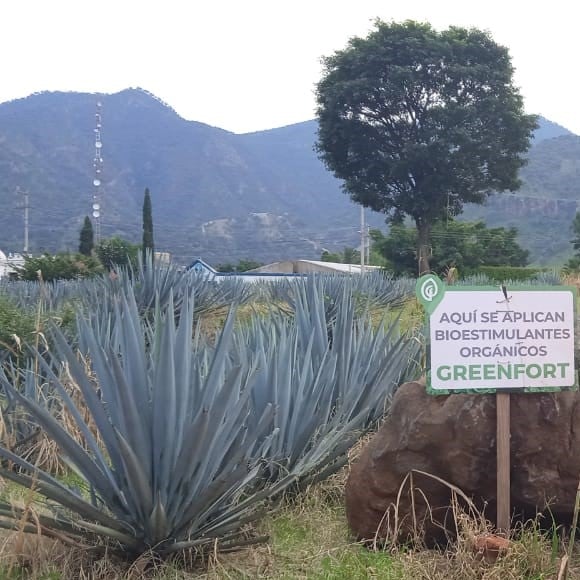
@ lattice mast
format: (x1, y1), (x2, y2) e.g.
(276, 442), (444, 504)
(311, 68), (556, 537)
(92, 100), (103, 241)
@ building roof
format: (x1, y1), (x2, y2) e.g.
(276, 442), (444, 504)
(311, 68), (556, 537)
(247, 259), (382, 274)
(187, 258), (217, 274)
(296, 260), (382, 274)
(187, 257), (383, 277)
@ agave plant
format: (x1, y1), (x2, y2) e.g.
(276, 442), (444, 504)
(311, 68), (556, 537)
(266, 271), (415, 322)
(234, 278), (421, 489)
(0, 290), (285, 557)
(0, 277), (86, 312)
(80, 252), (257, 327)
(0, 357), (77, 475)
(0, 360), (45, 453)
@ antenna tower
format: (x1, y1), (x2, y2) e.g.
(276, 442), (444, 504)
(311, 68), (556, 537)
(92, 100), (103, 241)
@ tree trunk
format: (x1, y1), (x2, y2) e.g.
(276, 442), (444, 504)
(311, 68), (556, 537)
(416, 221), (431, 275)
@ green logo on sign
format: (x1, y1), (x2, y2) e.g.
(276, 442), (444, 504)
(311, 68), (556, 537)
(416, 274), (445, 314)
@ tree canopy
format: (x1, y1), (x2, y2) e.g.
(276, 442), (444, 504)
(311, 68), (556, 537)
(565, 212), (580, 271)
(215, 259), (263, 272)
(320, 247), (361, 264)
(96, 236), (139, 272)
(142, 187), (154, 261)
(371, 220), (529, 276)
(78, 216), (94, 256)
(316, 20), (537, 274)
(14, 253), (103, 281)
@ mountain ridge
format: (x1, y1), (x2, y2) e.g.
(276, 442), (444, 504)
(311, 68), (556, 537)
(0, 88), (577, 265)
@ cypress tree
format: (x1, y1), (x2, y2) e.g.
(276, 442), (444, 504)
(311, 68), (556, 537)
(142, 187), (154, 261)
(79, 216), (94, 256)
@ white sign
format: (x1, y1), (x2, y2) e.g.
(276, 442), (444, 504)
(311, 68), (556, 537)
(428, 288), (576, 391)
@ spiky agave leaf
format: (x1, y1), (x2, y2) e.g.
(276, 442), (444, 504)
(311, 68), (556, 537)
(0, 357), (65, 465)
(79, 253), (258, 330)
(0, 289), (276, 557)
(0, 278), (86, 312)
(266, 271), (415, 321)
(238, 277), (421, 489)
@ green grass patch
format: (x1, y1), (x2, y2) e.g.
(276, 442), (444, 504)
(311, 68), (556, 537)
(205, 487), (401, 579)
(0, 569), (61, 580)
(314, 549), (402, 579)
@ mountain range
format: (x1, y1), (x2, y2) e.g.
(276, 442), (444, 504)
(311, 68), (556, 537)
(0, 88), (578, 266)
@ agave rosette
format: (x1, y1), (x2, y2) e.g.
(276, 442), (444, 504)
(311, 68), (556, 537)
(0, 290), (282, 556)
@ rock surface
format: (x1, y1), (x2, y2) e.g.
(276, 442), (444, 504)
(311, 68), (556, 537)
(345, 380), (580, 545)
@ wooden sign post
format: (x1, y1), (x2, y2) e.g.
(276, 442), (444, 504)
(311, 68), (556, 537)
(416, 274), (576, 535)
(496, 392), (510, 533)
(496, 283), (511, 534)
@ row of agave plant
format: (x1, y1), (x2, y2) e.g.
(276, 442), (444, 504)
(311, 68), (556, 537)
(0, 263), (420, 558)
(0, 255), (256, 327)
(0, 255), (560, 322)
(0, 253), (416, 323)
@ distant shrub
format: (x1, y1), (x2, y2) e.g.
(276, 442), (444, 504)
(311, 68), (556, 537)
(13, 253), (103, 282)
(215, 259), (264, 272)
(95, 236), (139, 271)
(470, 266), (544, 282)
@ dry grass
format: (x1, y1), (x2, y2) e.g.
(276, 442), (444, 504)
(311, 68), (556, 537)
(0, 353), (105, 477)
(0, 464), (579, 579)
(396, 515), (571, 579)
(562, 273), (580, 292)
(204, 465), (580, 580)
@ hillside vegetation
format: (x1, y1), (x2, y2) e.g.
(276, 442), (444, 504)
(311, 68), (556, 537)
(0, 88), (577, 265)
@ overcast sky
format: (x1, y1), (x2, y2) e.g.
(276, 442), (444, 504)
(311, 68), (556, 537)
(2, 0), (578, 134)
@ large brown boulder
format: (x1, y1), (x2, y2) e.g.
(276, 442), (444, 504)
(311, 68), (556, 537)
(346, 380), (580, 545)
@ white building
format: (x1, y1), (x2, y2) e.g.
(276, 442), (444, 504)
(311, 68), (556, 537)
(187, 258), (382, 283)
(0, 251), (25, 279)
(248, 260), (382, 275)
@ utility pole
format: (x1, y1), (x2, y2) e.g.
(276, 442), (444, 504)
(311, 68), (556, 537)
(15, 188), (30, 254)
(23, 190), (29, 254)
(360, 206), (366, 273)
(366, 225), (370, 267)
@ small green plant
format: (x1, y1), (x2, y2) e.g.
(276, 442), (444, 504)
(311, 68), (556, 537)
(0, 295), (35, 357)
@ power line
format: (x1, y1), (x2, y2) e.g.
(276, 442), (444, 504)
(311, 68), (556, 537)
(3, 184), (579, 262)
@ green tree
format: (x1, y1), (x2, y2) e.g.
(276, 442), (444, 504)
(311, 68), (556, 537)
(14, 253), (103, 281)
(215, 259), (264, 272)
(320, 250), (342, 263)
(142, 187), (154, 261)
(476, 224), (529, 267)
(370, 226), (416, 276)
(565, 212), (580, 271)
(78, 216), (94, 256)
(96, 236), (139, 271)
(372, 220), (528, 276)
(320, 247), (361, 264)
(316, 20), (537, 275)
